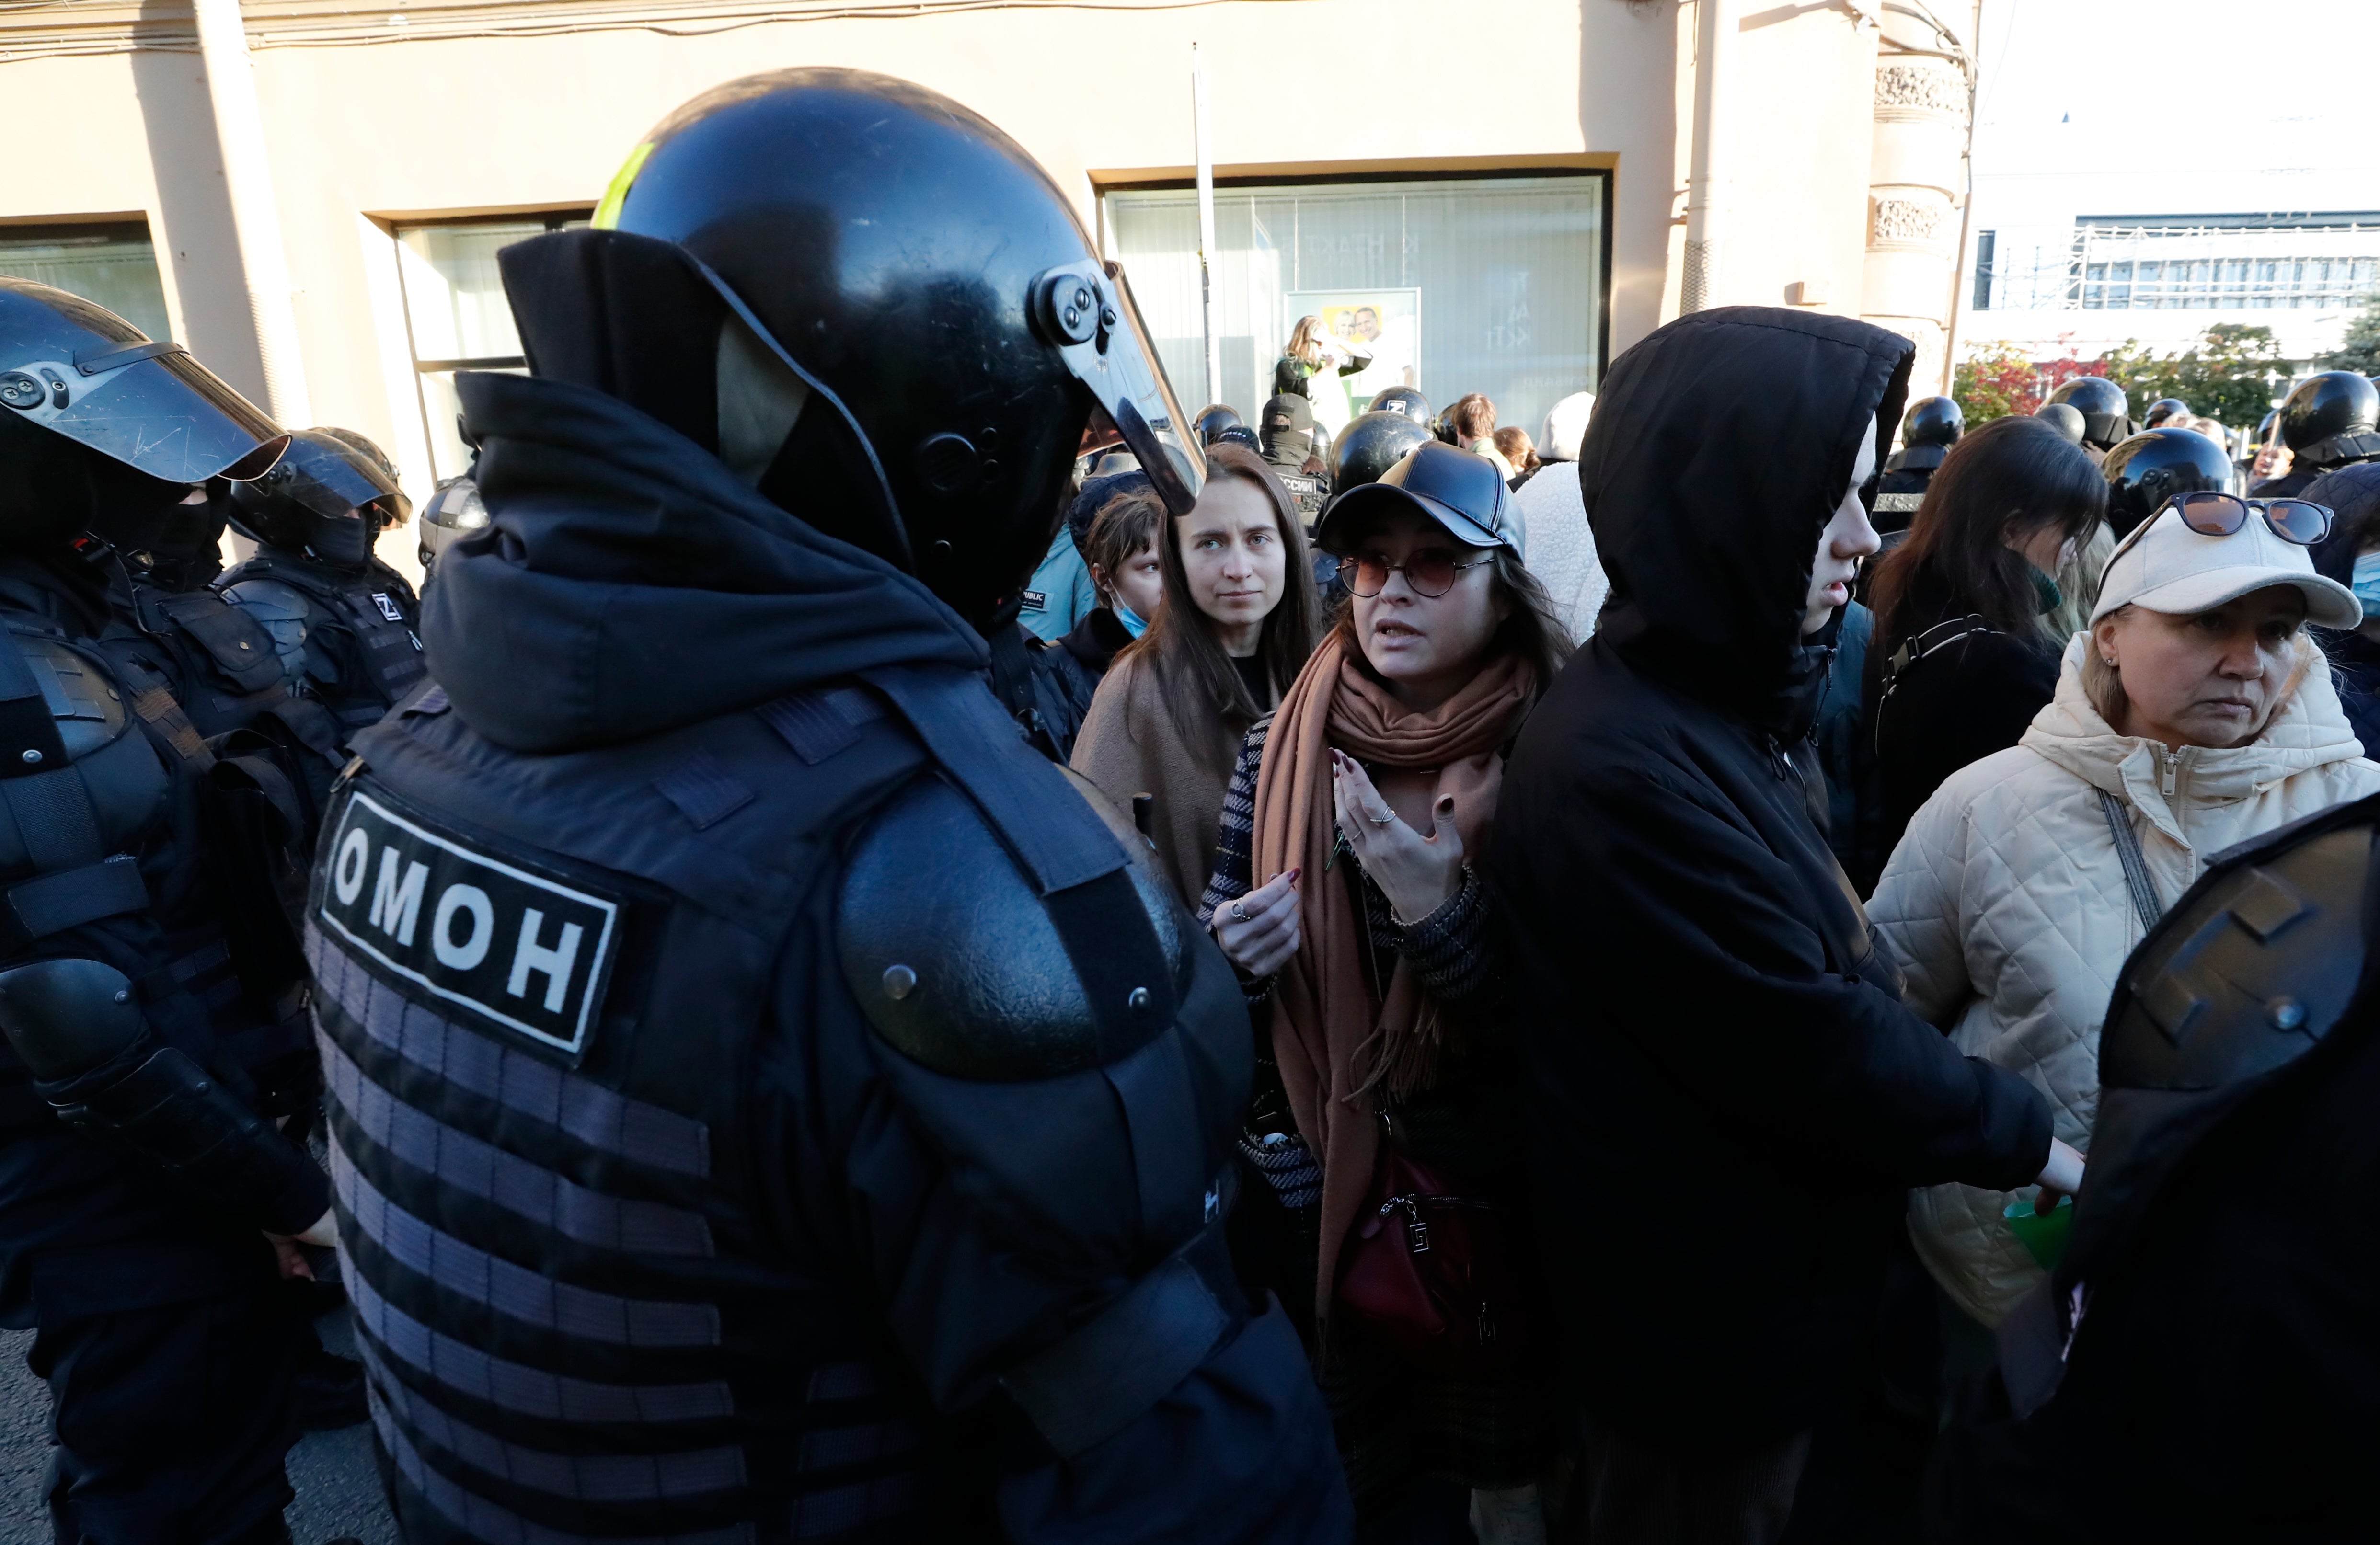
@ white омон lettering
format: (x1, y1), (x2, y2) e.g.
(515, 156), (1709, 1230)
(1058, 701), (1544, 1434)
(506, 907), (585, 1014)
(334, 828), (370, 905)
(369, 851), (429, 945)
(431, 883), (495, 970)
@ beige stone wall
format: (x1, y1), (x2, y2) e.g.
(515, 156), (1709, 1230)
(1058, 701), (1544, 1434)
(0, 0), (1895, 566)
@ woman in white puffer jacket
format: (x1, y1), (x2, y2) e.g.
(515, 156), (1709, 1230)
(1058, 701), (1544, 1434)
(1870, 490), (2380, 1327)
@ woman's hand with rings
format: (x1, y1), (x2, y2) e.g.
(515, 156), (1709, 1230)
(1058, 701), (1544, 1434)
(1213, 868), (1302, 977)
(1331, 749), (1463, 925)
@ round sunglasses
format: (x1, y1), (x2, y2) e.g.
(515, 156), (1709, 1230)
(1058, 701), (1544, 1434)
(1336, 548), (1495, 598)
(2112, 491), (2334, 564)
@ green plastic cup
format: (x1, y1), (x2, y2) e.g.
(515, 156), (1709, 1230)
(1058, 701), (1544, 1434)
(2003, 1194), (2074, 1271)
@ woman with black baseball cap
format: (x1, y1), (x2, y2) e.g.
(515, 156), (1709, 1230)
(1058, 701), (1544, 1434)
(1202, 440), (1570, 1539)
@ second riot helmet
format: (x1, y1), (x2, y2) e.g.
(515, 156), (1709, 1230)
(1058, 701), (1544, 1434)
(1900, 395), (1964, 449)
(2102, 427), (2237, 539)
(226, 427), (410, 570)
(1194, 404), (1244, 446)
(2048, 376), (2131, 450)
(1329, 410), (1435, 491)
(2277, 371), (2380, 469)
(1368, 386), (1433, 424)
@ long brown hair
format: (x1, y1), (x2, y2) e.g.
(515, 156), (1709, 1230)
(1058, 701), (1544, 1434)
(1869, 413), (2107, 658)
(1124, 443), (1320, 744)
(1326, 543), (1572, 704)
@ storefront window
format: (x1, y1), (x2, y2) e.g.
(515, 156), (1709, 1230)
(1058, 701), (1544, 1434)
(0, 222), (172, 343)
(393, 215), (586, 480)
(1103, 175), (1606, 443)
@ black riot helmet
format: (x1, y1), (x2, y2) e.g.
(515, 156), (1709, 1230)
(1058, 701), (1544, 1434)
(1900, 395), (1964, 449)
(2143, 398), (2188, 427)
(2048, 375), (2131, 449)
(226, 427), (410, 571)
(588, 69), (1203, 629)
(2277, 370), (2380, 468)
(1368, 386), (1433, 424)
(416, 475), (488, 576)
(1329, 409), (1435, 492)
(0, 282), (287, 531)
(2035, 401), (2087, 445)
(1213, 425), (1261, 453)
(1194, 404), (1244, 446)
(2102, 427), (2238, 539)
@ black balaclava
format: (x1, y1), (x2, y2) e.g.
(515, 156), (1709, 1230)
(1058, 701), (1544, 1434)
(0, 403), (101, 552)
(90, 473), (228, 593)
(1261, 392), (1315, 470)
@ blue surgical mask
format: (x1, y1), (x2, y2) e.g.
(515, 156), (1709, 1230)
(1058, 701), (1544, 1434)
(2354, 551), (2380, 612)
(1114, 601), (1149, 639)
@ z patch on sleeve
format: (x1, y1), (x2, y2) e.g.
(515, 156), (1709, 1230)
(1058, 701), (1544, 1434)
(318, 791), (621, 1062)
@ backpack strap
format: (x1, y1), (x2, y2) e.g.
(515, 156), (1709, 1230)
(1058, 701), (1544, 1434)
(1873, 613), (1998, 755)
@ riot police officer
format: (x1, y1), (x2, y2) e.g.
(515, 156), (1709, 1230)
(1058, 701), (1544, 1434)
(2100, 426), (2237, 540)
(308, 69), (1348, 1544)
(1195, 402), (1245, 446)
(1329, 408), (1434, 494)
(1926, 793), (2380, 1541)
(2047, 376), (2133, 456)
(1257, 393), (1327, 527)
(0, 279), (336, 1545)
(2035, 401), (2087, 445)
(216, 428), (427, 739)
(2253, 369), (2380, 498)
(1874, 394), (1963, 534)
(1367, 384), (1432, 424)
(2142, 396), (2187, 427)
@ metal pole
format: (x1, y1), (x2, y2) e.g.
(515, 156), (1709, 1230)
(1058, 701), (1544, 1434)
(1193, 43), (1221, 407)
(1680, 0), (1737, 314)
(191, 0), (312, 424)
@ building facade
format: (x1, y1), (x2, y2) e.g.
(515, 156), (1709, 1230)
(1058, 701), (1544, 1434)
(0, 0), (1955, 577)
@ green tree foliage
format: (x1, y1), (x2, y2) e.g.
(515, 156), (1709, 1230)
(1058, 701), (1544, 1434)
(2323, 297), (2380, 376)
(2099, 324), (2287, 431)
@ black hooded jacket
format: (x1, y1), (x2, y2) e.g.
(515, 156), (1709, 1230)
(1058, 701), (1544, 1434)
(1487, 308), (2054, 1446)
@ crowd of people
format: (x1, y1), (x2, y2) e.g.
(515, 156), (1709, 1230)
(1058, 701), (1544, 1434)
(0, 62), (2375, 1545)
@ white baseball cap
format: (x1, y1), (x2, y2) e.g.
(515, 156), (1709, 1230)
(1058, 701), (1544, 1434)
(2091, 501), (2361, 629)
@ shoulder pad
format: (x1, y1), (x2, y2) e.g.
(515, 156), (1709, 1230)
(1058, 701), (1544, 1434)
(2103, 811), (2374, 1094)
(10, 634), (129, 759)
(218, 576), (316, 627)
(837, 771), (1185, 1081)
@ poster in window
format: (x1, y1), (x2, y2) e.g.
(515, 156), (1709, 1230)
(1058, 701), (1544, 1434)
(1284, 288), (1419, 435)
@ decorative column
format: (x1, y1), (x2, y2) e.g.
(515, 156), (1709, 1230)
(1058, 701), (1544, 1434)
(192, 0), (311, 424)
(1679, 0), (1737, 314)
(1859, 16), (1970, 394)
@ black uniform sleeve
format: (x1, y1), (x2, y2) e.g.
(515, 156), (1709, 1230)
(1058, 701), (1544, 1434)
(775, 829), (1348, 1543)
(1504, 749), (2051, 1191)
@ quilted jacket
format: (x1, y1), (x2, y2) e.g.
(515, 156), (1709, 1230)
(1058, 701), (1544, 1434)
(1870, 633), (2380, 1326)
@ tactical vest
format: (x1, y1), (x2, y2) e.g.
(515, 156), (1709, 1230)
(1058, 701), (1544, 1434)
(218, 551), (427, 726)
(0, 601), (305, 1128)
(311, 664), (1247, 1543)
(1276, 469), (1327, 526)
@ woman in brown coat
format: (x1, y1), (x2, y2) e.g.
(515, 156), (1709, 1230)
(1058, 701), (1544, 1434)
(1072, 444), (1319, 906)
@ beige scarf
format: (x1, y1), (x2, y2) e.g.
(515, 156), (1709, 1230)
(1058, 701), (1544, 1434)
(1251, 632), (1534, 1315)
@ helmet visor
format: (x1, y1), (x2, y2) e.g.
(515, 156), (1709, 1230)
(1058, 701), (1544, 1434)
(257, 432), (404, 521)
(0, 349), (283, 487)
(1039, 259), (1204, 517)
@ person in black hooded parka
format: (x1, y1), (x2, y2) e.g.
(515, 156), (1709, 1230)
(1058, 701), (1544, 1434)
(1487, 307), (2069, 1545)
(2302, 460), (2380, 756)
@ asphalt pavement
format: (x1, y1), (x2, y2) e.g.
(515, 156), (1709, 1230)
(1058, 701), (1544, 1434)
(0, 1307), (397, 1545)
